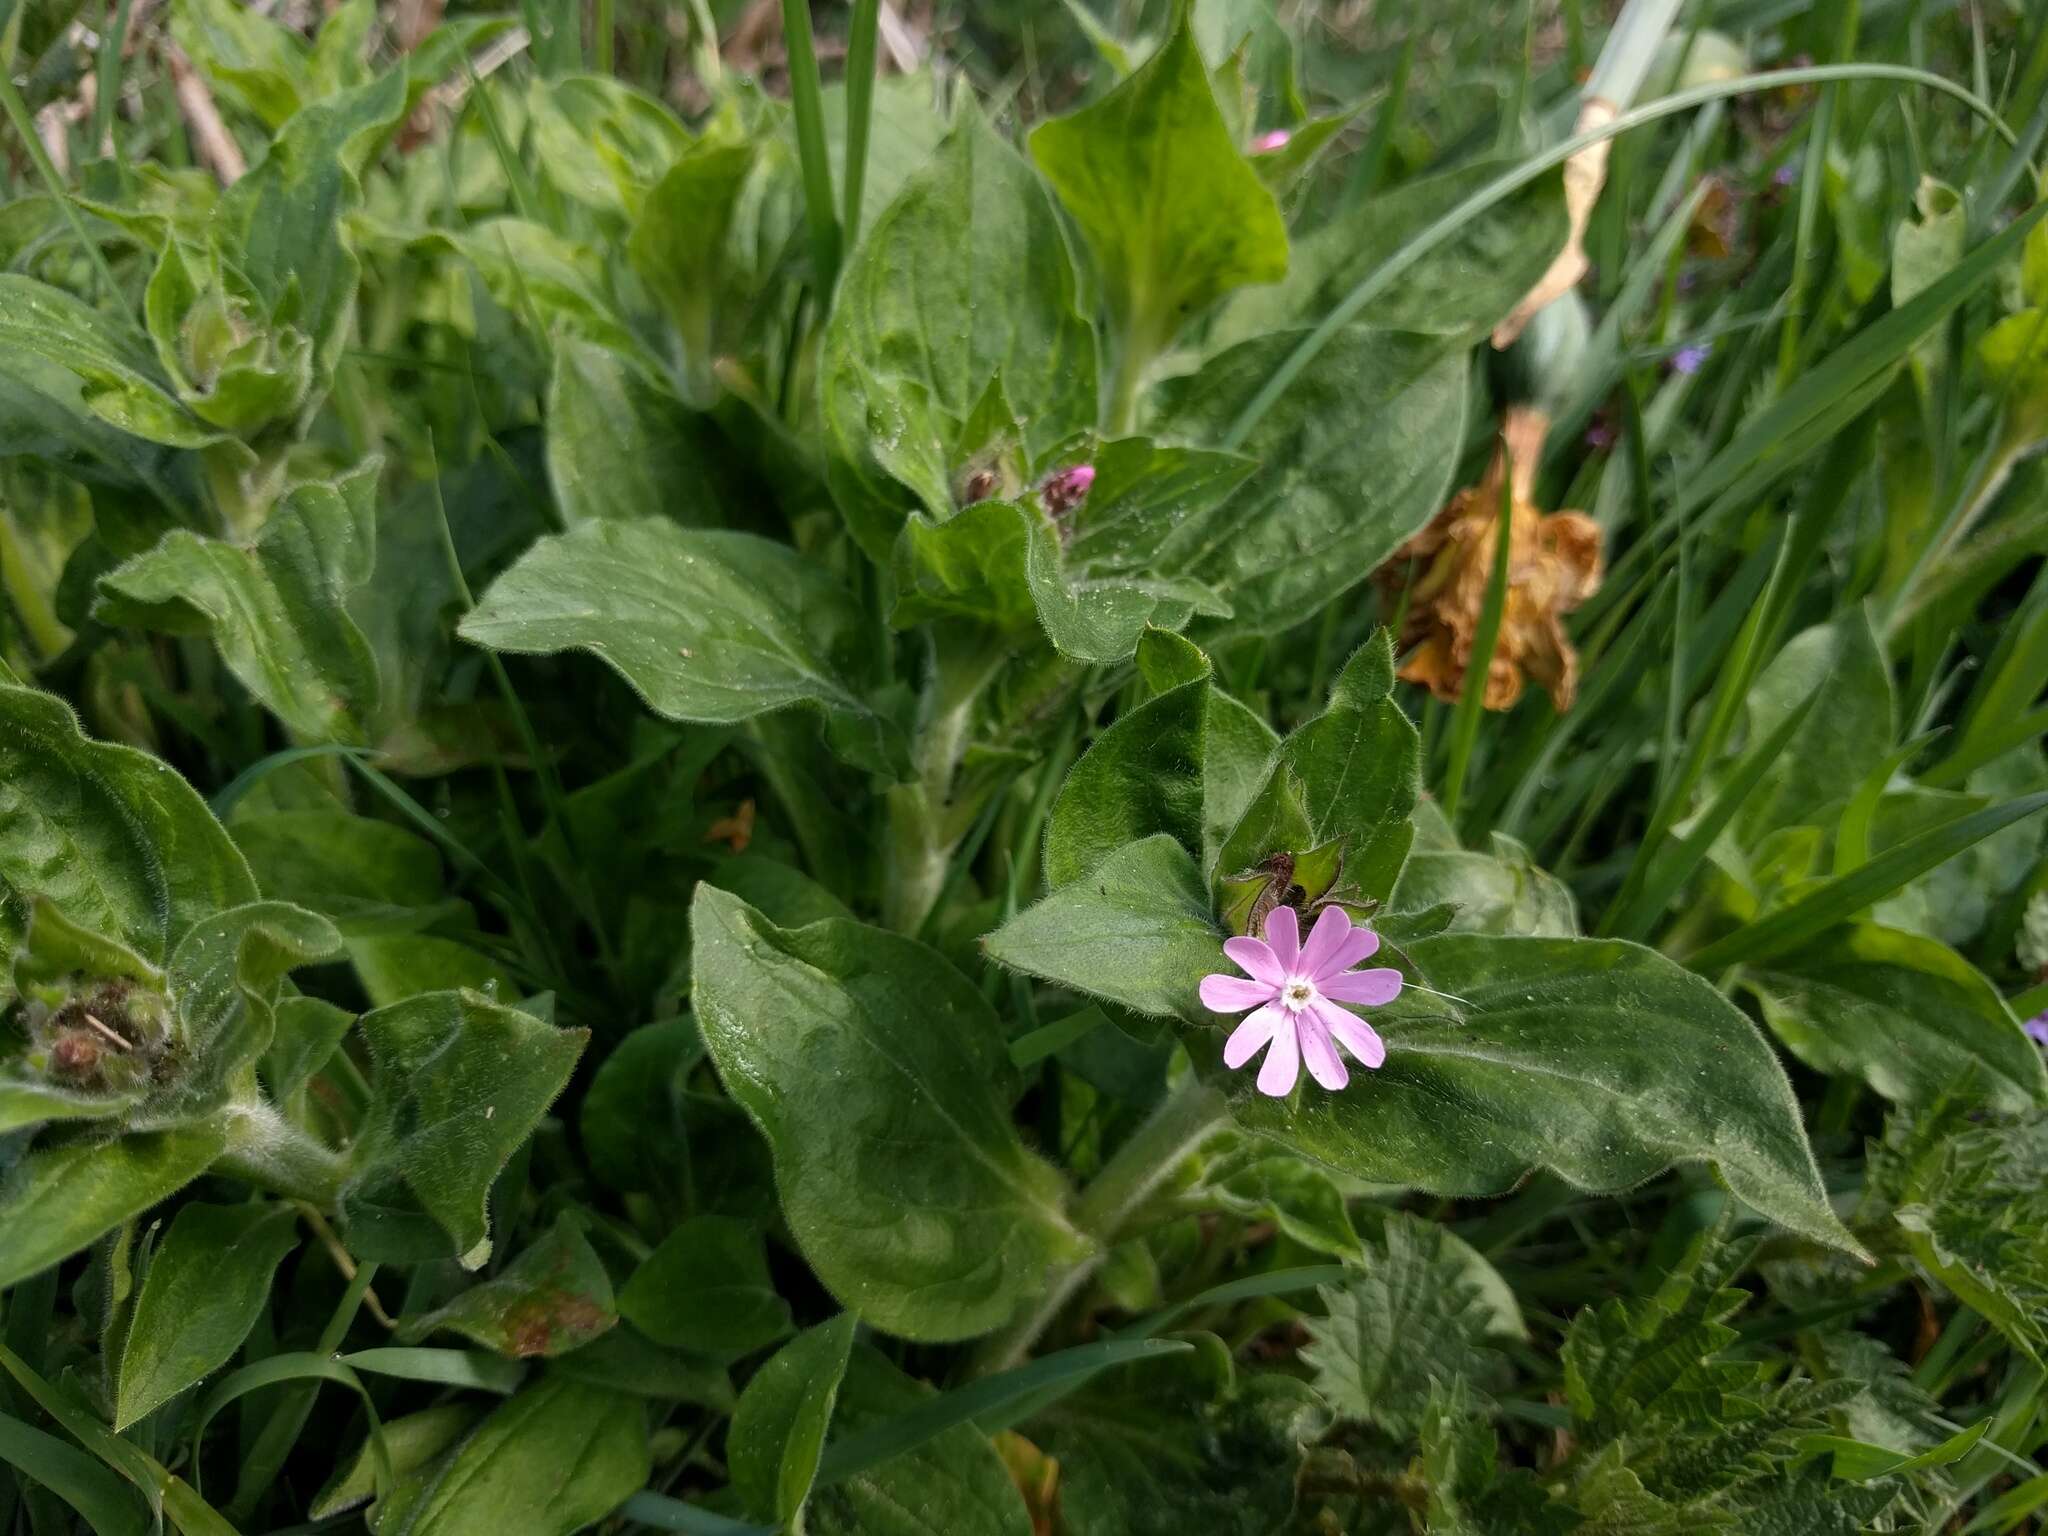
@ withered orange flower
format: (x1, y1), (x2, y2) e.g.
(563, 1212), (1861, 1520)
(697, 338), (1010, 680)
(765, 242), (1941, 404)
(1378, 406), (1603, 712)
(704, 798), (757, 853)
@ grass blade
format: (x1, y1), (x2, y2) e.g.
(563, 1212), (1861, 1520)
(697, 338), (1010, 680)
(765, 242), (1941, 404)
(781, 0), (841, 295)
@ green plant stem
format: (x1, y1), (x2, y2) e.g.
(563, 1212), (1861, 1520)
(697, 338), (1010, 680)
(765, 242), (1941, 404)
(91, 0), (135, 155)
(214, 1102), (350, 1207)
(591, 0), (612, 73)
(842, 0), (881, 247)
(975, 1077), (1231, 1374)
(883, 636), (1009, 934)
(781, 0), (841, 296)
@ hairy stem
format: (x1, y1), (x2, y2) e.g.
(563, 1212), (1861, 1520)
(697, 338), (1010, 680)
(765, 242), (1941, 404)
(976, 1077), (1231, 1373)
(215, 1101), (350, 1208)
(883, 635), (1008, 933)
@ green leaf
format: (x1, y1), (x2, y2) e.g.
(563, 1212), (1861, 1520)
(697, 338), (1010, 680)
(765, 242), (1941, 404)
(0, 1410), (148, 1536)
(628, 135), (765, 403)
(692, 885), (1087, 1341)
(820, 110), (1098, 559)
(96, 464), (383, 744)
(170, 0), (308, 128)
(546, 339), (730, 526)
(214, 69), (407, 376)
(553, 1326), (732, 1409)
(459, 519), (907, 778)
(1214, 634), (1420, 906)
(618, 1215), (793, 1361)
(0, 276), (217, 448)
(113, 1201), (300, 1427)
(345, 989), (587, 1264)
(311, 1403), (483, 1521)
(984, 834), (1224, 1022)
(1199, 1145), (1358, 1259)
(263, 993), (354, 1102)
(398, 1213), (618, 1359)
(807, 1348), (1031, 1536)
(1743, 923), (2048, 1114)
(1302, 1213), (1505, 1438)
(142, 240), (311, 433)
(432, 219), (647, 362)
(1154, 328), (1466, 634)
(729, 1314), (857, 1525)
(1892, 177), (1965, 382)
(401, 1375), (651, 1536)
(1046, 656), (1207, 888)
(1211, 934), (1861, 1255)
(231, 807), (447, 931)
(1030, 22), (1287, 367)
(1391, 832), (1579, 937)
(527, 74), (689, 217)
(0, 1124), (227, 1289)
(578, 1017), (700, 1198)
(1732, 608), (1893, 844)
(1216, 156), (1570, 346)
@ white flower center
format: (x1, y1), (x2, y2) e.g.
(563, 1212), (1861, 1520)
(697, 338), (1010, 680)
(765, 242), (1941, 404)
(1282, 977), (1318, 1012)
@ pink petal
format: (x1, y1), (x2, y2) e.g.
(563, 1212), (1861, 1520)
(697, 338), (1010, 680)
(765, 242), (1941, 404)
(1297, 1010), (1349, 1091)
(1297, 906), (1354, 978)
(1255, 1012), (1302, 1096)
(1320, 967), (1404, 1006)
(1223, 1004), (1284, 1069)
(1200, 973), (1278, 1014)
(1328, 924), (1381, 971)
(1316, 1001), (1386, 1069)
(1262, 905), (1300, 970)
(1222, 935), (1284, 986)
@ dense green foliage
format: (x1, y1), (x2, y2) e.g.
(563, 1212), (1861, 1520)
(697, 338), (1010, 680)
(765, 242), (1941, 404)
(3, 0), (2048, 1531)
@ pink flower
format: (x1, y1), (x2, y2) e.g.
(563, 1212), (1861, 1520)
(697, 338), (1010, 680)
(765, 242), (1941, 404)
(1198, 905), (1402, 1097)
(1040, 463), (1096, 517)
(1252, 129), (1292, 153)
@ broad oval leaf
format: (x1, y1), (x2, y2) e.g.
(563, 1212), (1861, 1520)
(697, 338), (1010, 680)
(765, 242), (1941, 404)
(820, 110), (1098, 559)
(459, 519), (907, 778)
(0, 681), (256, 965)
(729, 1313), (857, 1526)
(617, 1214), (792, 1361)
(114, 1201), (301, 1427)
(1155, 328), (1466, 635)
(1213, 933), (1861, 1256)
(1743, 923), (2048, 1114)
(0, 1124), (228, 1289)
(691, 885), (1088, 1341)
(397, 1212), (618, 1359)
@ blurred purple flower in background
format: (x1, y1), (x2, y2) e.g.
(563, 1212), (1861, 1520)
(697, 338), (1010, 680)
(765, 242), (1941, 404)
(1671, 342), (1714, 375)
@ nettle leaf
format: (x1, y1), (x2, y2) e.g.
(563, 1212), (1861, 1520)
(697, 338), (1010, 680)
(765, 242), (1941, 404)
(1029, 21), (1287, 368)
(546, 340), (729, 526)
(400, 1375), (650, 1536)
(821, 110), (1098, 559)
(1215, 634), (1420, 908)
(1155, 328), (1466, 635)
(618, 1215), (794, 1361)
(97, 463), (382, 744)
(460, 519), (908, 778)
(809, 1347), (1032, 1536)
(728, 1313), (857, 1527)
(343, 989), (587, 1265)
(1215, 156), (1570, 346)
(1302, 1214), (1506, 1438)
(0, 1125), (227, 1289)
(691, 885), (1087, 1342)
(1743, 924), (2048, 1114)
(0, 275), (218, 449)
(214, 68), (407, 376)
(1212, 935), (1860, 1255)
(398, 1212), (618, 1359)
(113, 1201), (300, 1427)
(0, 680), (257, 964)
(985, 834), (1224, 1023)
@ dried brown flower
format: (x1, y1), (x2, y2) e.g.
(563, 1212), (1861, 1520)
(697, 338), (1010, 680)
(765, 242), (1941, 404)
(1378, 406), (1603, 712)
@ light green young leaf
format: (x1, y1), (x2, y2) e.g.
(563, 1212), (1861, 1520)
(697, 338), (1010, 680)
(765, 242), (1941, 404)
(1030, 22), (1287, 370)
(820, 111), (1098, 559)
(0, 275), (218, 448)
(399, 1213), (618, 1359)
(729, 1313), (858, 1526)
(402, 1375), (650, 1536)
(142, 240), (311, 432)
(1154, 328), (1466, 635)
(0, 680), (257, 964)
(0, 1125), (228, 1290)
(170, 0), (309, 129)
(808, 1347), (1031, 1536)
(215, 68), (408, 376)
(1743, 924), (2048, 1114)
(460, 519), (907, 778)
(1893, 178), (1965, 382)
(984, 834), (1223, 1022)
(692, 886), (1087, 1341)
(527, 74), (689, 217)
(618, 1215), (792, 1361)
(97, 464), (383, 744)
(344, 990), (587, 1264)
(1213, 935), (1861, 1256)
(113, 1202), (301, 1427)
